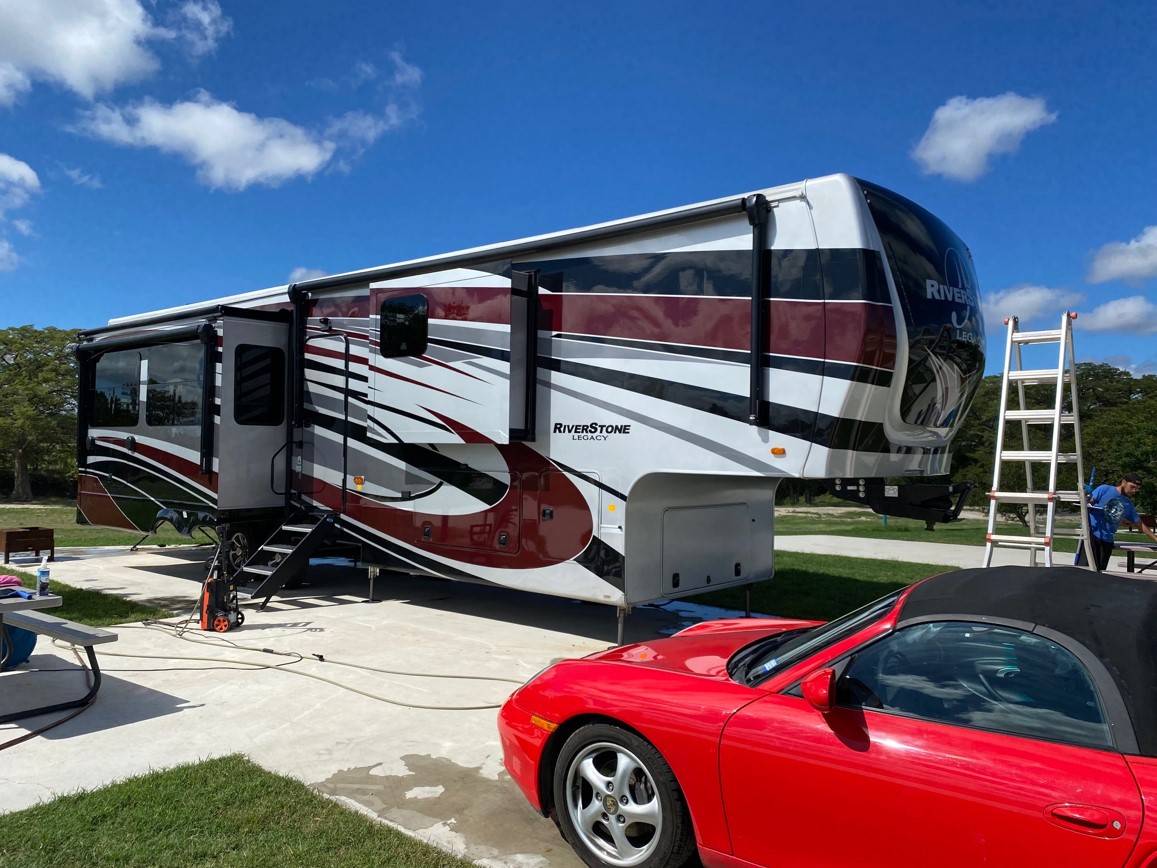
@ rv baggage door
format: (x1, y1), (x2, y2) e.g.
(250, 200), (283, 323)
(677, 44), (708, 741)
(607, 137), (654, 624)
(218, 313), (291, 512)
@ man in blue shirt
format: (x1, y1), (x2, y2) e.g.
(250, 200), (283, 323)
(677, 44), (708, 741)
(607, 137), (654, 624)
(1077, 472), (1157, 571)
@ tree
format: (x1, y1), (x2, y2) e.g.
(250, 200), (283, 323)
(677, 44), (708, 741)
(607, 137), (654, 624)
(0, 326), (79, 501)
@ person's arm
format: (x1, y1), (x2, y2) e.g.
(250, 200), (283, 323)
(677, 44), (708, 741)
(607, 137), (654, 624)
(1123, 516), (1157, 544)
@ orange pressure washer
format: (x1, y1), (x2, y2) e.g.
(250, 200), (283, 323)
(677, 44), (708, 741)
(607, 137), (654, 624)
(200, 549), (244, 633)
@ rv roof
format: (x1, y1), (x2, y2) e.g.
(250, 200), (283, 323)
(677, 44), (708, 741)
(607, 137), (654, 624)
(104, 174), (832, 327)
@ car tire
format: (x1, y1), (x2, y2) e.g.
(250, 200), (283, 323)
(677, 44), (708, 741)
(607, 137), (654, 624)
(552, 723), (695, 868)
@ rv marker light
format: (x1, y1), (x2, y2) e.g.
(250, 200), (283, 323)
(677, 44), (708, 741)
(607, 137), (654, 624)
(770, 447), (786, 456)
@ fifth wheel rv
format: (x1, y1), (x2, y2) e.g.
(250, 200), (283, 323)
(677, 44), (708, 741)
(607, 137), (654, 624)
(76, 174), (985, 622)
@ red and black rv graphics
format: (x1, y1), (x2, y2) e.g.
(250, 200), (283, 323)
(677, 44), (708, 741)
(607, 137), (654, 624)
(76, 175), (984, 608)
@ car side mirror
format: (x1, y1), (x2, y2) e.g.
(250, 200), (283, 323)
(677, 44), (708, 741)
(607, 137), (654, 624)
(801, 667), (837, 713)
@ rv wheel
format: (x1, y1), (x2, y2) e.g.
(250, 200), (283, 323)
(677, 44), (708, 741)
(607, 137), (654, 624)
(224, 528), (252, 575)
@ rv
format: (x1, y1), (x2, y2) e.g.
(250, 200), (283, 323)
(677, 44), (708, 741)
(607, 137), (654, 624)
(76, 174), (984, 622)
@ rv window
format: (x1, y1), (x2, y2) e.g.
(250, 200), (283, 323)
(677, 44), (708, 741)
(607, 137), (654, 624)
(234, 345), (285, 426)
(380, 294), (428, 357)
(90, 350), (141, 427)
(145, 342), (205, 427)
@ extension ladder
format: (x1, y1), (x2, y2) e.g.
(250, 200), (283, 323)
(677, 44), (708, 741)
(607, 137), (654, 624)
(982, 312), (1094, 567)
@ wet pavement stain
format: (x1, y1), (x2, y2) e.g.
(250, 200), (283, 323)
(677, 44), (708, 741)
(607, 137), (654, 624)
(315, 754), (583, 867)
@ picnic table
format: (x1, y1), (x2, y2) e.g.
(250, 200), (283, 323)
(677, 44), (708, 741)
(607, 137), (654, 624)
(0, 591), (118, 724)
(1117, 541), (1157, 574)
(0, 592), (62, 668)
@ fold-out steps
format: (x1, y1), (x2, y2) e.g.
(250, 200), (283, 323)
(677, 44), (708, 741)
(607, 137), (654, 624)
(237, 513), (338, 608)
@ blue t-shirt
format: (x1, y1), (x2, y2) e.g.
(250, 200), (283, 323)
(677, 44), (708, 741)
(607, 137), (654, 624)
(1088, 483), (1140, 542)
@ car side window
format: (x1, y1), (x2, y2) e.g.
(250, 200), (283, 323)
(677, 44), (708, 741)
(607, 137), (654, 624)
(837, 622), (1113, 750)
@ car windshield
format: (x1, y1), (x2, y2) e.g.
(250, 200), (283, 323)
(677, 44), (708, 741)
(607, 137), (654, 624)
(737, 589), (904, 686)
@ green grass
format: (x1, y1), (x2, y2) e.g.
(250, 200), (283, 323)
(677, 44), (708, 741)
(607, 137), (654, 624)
(3, 569), (172, 627)
(0, 755), (474, 868)
(691, 550), (956, 621)
(773, 510), (1082, 552)
(0, 497), (200, 548)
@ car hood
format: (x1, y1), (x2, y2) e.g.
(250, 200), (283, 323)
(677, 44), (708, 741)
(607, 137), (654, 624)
(584, 618), (820, 680)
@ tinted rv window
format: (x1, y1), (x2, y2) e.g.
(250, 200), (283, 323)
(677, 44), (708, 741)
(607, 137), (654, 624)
(234, 345), (285, 426)
(145, 342), (205, 427)
(380, 294), (428, 357)
(860, 181), (985, 433)
(90, 350), (141, 427)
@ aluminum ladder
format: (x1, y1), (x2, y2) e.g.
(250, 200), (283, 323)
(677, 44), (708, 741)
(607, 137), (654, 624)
(982, 312), (1094, 567)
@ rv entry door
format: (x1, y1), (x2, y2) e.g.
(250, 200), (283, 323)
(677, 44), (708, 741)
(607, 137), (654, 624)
(218, 312), (291, 513)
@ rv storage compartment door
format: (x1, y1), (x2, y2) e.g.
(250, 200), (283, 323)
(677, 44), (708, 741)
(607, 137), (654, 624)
(368, 272), (511, 445)
(661, 503), (752, 596)
(218, 315), (290, 511)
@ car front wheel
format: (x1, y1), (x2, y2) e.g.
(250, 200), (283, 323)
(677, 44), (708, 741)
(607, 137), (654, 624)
(552, 723), (695, 868)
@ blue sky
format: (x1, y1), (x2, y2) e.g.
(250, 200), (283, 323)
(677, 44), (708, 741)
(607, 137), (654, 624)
(1, 0), (1155, 375)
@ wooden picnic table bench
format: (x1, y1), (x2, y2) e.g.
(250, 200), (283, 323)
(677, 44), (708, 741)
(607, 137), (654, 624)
(0, 526), (55, 564)
(0, 610), (118, 724)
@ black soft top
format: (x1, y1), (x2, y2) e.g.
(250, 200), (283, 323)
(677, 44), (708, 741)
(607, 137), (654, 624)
(899, 566), (1157, 755)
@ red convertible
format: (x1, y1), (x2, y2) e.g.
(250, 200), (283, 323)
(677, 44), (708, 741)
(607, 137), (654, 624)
(499, 566), (1157, 868)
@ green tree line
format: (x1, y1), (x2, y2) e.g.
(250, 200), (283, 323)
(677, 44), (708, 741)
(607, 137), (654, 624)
(2, 326), (1155, 517)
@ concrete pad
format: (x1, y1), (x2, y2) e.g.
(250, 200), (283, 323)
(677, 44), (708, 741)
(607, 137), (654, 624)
(0, 546), (728, 866)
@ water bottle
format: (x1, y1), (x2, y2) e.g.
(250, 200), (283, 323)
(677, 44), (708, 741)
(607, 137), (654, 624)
(36, 555), (50, 596)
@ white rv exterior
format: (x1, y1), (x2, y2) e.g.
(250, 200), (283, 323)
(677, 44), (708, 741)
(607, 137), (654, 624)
(77, 174), (985, 608)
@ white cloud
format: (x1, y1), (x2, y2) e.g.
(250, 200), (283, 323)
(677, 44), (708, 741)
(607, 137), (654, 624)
(1079, 295), (1157, 334)
(78, 81), (423, 191)
(912, 93), (1057, 182)
(389, 51), (423, 87)
(984, 284), (1083, 327)
(1094, 354), (1157, 377)
(0, 238), (17, 271)
(0, 0), (232, 105)
(11, 219), (33, 237)
(0, 62), (32, 107)
(1087, 226), (1157, 285)
(170, 0), (232, 57)
(62, 165), (104, 189)
(288, 267), (328, 283)
(78, 92), (336, 190)
(0, 153), (41, 217)
(0, 0), (160, 101)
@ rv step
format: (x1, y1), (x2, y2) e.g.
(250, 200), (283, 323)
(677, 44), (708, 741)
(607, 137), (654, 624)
(999, 450), (1079, 463)
(241, 564), (277, 576)
(1003, 409), (1075, 424)
(282, 525), (316, 534)
(1007, 370), (1070, 385)
(262, 545), (296, 554)
(1011, 329), (1063, 344)
(988, 490), (1083, 504)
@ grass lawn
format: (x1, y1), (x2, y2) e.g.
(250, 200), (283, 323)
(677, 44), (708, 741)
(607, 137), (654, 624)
(692, 549), (956, 621)
(2, 568), (172, 627)
(0, 755), (474, 868)
(773, 508), (1083, 553)
(0, 497), (200, 549)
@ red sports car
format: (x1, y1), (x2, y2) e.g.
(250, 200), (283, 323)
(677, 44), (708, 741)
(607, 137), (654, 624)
(498, 566), (1157, 868)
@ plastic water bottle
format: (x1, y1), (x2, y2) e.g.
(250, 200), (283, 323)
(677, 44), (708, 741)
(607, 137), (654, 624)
(36, 555), (50, 596)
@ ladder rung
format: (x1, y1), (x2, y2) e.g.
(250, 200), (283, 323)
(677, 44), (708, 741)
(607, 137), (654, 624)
(988, 490), (1083, 504)
(1008, 370), (1071, 385)
(1003, 409), (1075, 424)
(1012, 329), (1063, 344)
(999, 450), (1080, 463)
(987, 534), (1051, 548)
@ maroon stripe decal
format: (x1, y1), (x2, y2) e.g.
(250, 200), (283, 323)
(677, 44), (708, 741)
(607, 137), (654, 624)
(539, 295), (895, 370)
(307, 424), (593, 570)
(77, 474), (139, 531)
(371, 286), (511, 325)
(95, 437), (216, 491)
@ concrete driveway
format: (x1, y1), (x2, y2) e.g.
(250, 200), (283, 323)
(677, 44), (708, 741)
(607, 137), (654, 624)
(0, 547), (721, 866)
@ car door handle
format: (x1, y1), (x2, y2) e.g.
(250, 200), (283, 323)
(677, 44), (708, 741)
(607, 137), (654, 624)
(1045, 803), (1126, 838)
